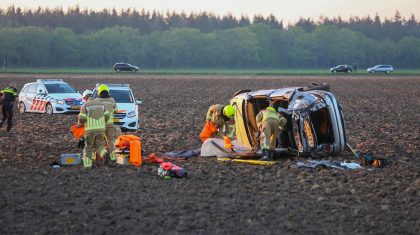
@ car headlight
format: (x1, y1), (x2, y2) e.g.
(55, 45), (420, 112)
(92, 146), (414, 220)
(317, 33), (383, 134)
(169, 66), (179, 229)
(53, 99), (65, 105)
(127, 110), (136, 118)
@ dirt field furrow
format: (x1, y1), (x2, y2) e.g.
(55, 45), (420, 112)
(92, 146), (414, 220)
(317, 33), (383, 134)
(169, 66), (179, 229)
(0, 75), (419, 234)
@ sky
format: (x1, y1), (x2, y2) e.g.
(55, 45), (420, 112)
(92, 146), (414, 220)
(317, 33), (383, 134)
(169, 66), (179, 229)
(1, 0), (419, 23)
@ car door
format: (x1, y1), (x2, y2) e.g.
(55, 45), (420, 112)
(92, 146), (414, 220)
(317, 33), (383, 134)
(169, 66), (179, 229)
(24, 84), (38, 112)
(35, 84), (48, 112)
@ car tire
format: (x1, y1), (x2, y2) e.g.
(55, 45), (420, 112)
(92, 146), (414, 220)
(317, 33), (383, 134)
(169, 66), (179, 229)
(233, 89), (252, 97)
(116, 69), (120, 72)
(386, 71), (390, 74)
(302, 83), (330, 92)
(46, 103), (53, 115)
(18, 102), (26, 114)
(333, 70), (337, 73)
(371, 71), (375, 74)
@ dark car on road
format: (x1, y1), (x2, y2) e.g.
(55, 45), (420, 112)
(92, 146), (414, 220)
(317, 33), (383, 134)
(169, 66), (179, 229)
(113, 63), (139, 72)
(330, 65), (353, 73)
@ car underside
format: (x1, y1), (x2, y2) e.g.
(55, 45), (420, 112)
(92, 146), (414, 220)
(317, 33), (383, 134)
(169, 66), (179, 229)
(231, 83), (347, 158)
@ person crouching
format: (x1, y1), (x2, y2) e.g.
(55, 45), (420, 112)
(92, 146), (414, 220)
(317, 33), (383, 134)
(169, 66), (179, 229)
(256, 105), (287, 161)
(78, 98), (110, 168)
(95, 84), (118, 165)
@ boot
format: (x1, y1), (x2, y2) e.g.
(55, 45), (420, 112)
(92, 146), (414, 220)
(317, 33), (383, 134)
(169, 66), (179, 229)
(269, 150), (275, 160)
(104, 153), (110, 166)
(109, 151), (116, 161)
(83, 156), (92, 168)
(261, 149), (270, 161)
(104, 153), (115, 167)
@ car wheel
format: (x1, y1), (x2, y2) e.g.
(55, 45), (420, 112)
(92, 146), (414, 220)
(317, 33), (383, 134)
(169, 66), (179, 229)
(116, 69), (120, 72)
(386, 71), (390, 74)
(46, 103), (53, 115)
(233, 89), (252, 97)
(18, 102), (26, 114)
(333, 70), (337, 73)
(302, 83), (330, 92)
(371, 71), (375, 74)
(347, 70), (351, 73)
(132, 69), (136, 72)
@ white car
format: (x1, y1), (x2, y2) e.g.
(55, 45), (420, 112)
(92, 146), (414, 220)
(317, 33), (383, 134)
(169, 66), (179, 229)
(367, 65), (394, 74)
(92, 84), (143, 130)
(19, 79), (84, 114)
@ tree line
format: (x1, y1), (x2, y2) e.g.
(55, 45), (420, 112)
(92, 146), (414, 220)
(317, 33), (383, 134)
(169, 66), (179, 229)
(1, 6), (419, 41)
(0, 6), (419, 68)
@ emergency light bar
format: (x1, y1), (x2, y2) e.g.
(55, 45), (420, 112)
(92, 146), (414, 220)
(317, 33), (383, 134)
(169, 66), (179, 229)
(37, 79), (64, 82)
(95, 84), (130, 87)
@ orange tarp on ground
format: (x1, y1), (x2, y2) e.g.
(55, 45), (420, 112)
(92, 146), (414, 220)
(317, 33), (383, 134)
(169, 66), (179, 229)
(115, 135), (142, 167)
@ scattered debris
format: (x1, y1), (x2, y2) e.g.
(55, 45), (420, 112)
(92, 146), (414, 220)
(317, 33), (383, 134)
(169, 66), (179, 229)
(347, 143), (388, 168)
(163, 149), (200, 159)
(340, 162), (362, 169)
(51, 153), (82, 168)
(115, 135), (142, 167)
(296, 160), (362, 170)
(201, 138), (252, 157)
(144, 153), (164, 164)
(217, 157), (276, 166)
(158, 162), (188, 179)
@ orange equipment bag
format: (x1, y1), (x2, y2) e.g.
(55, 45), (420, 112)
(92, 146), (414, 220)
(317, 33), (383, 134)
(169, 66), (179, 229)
(115, 135), (142, 167)
(71, 124), (85, 139)
(199, 121), (218, 142)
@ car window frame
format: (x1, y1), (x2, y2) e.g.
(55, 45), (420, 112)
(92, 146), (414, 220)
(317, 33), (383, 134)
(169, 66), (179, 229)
(93, 88), (134, 103)
(27, 84), (37, 93)
(36, 84), (46, 94)
(43, 83), (77, 94)
(21, 85), (29, 94)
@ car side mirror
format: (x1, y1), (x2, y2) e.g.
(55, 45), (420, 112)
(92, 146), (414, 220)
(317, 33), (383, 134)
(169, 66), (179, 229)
(135, 99), (143, 105)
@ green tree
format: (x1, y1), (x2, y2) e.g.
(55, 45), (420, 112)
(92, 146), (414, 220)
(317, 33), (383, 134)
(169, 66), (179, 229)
(15, 27), (50, 66)
(286, 27), (315, 67)
(159, 28), (205, 67)
(397, 37), (420, 68)
(0, 28), (19, 68)
(49, 27), (79, 66)
(215, 27), (260, 67)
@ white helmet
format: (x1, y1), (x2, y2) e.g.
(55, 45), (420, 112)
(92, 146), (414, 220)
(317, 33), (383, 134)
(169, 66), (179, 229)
(82, 89), (93, 97)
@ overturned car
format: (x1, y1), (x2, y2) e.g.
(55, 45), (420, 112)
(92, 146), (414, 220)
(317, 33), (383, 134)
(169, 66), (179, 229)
(230, 83), (347, 158)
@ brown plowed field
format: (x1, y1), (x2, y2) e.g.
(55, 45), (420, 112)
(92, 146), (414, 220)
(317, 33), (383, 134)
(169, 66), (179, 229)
(0, 75), (419, 234)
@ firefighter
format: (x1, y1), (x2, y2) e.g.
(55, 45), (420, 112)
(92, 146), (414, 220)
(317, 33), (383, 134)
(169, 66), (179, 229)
(206, 104), (236, 139)
(256, 105), (287, 161)
(78, 96), (110, 168)
(82, 89), (93, 102)
(76, 90), (94, 150)
(95, 84), (118, 164)
(0, 82), (18, 133)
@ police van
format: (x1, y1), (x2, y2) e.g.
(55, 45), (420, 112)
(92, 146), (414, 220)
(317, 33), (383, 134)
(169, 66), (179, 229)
(18, 79), (84, 114)
(92, 84), (142, 130)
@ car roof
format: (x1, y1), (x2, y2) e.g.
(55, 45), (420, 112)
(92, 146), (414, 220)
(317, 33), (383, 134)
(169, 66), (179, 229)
(94, 84), (131, 91)
(37, 79), (66, 84)
(240, 88), (298, 100)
